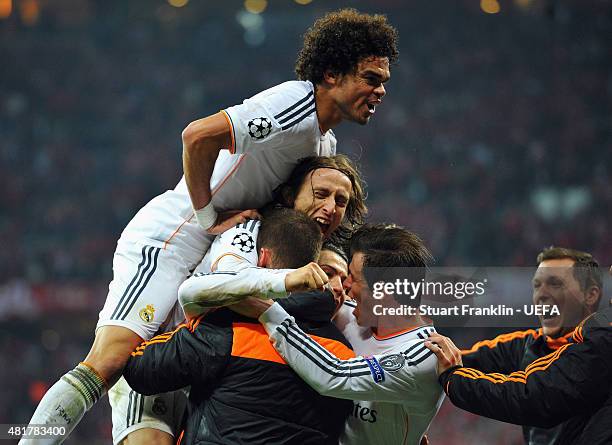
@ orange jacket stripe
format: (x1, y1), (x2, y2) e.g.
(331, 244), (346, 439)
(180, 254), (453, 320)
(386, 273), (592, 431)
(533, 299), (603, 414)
(524, 344), (570, 373)
(457, 367), (481, 379)
(524, 344), (572, 376)
(453, 343), (574, 386)
(454, 370), (502, 385)
(461, 329), (540, 355)
(544, 331), (573, 350)
(131, 315), (205, 356)
(231, 323), (355, 364)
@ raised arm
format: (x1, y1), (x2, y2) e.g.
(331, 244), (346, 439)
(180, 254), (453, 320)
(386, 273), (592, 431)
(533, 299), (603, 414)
(179, 262), (331, 318)
(259, 303), (436, 404)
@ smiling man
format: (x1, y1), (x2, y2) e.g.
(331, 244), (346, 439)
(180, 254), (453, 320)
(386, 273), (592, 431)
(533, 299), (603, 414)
(459, 247), (602, 445)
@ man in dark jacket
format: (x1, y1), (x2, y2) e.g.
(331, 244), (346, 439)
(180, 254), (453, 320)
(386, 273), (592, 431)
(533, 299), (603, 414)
(123, 209), (353, 445)
(458, 247), (603, 445)
(427, 305), (612, 445)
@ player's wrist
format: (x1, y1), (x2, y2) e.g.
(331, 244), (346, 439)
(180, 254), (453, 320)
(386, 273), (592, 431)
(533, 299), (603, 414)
(194, 202), (218, 230)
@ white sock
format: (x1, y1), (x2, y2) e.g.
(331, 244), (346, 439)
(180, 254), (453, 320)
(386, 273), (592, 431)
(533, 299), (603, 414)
(20, 362), (107, 445)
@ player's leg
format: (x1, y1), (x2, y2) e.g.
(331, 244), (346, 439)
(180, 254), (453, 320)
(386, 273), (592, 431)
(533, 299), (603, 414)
(21, 241), (196, 445)
(120, 429), (173, 445)
(111, 376), (188, 445)
(19, 326), (142, 445)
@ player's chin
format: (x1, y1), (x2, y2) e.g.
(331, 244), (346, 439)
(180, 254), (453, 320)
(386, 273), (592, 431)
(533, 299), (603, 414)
(350, 110), (372, 125)
(356, 115), (371, 125)
(540, 317), (562, 337)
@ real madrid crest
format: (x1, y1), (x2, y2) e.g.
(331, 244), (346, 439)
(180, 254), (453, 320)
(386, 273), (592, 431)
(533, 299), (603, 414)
(139, 304), (156, 323)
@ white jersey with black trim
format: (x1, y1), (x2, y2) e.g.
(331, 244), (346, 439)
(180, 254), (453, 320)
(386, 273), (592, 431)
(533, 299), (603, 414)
(120, 80), (336, 265)
(262, 301), (445, 445)
(177, 219), (294, 317)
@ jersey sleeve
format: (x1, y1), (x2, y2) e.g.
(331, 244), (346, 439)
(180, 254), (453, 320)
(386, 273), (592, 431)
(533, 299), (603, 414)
(441, 326), (612, 428)
(179, 267), (293, 318)
(122, 316), (227, 395)
(260, 303), (437, 405)
(222, 83), (316, 155)
(461, 329), (536, 373)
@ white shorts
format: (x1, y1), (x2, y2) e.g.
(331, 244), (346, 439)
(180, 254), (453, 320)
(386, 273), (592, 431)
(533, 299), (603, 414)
(97, 239), (209, 340)
(109, 376), (188, 445)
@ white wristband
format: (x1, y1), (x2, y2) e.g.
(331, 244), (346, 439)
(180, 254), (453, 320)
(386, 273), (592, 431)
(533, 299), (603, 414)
(194, 202), (218, 230)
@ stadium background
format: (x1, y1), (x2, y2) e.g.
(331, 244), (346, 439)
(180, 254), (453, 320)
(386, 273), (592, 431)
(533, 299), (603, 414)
(1, 0), (610, 443)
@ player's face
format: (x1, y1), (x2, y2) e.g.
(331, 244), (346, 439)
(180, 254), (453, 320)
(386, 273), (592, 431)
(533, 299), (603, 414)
(532, 258), (591, 338)
(333, 56), (390, 125)
(293, 168), (352, 238)
(318, 249), (348, 308)
(344, 252), (373, 326)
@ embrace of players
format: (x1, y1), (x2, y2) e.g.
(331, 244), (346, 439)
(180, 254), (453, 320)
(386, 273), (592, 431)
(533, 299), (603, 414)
(21, 6), (611, 445)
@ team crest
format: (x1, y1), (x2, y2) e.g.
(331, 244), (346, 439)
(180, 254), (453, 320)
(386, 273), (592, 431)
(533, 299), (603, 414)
(379, 354), (405, 372)
(139, 304), (155, 323)
(247, 117), (272, 140)
(231, 232), (255, 253)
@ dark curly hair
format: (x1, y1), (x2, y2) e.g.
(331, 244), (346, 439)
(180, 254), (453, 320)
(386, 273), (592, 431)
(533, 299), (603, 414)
(295, 8), (399, 84)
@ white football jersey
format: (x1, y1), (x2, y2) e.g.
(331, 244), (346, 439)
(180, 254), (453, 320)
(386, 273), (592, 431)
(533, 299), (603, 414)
(260, 300), (445, 445)
(120, 80), (336, 267)
(177, 219), (292, 318)
(333, 301), (445, 445)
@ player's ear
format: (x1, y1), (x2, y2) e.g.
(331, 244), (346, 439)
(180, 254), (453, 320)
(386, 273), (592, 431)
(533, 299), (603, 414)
(258, 247), (272, 268)
(585, 285), (601, 311)
(323, 70), (341, 87)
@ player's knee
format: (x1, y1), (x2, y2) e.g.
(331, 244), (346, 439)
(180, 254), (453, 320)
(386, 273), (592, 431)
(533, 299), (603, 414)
(120, 428), (174, 445)
(85, 326), (144, 385)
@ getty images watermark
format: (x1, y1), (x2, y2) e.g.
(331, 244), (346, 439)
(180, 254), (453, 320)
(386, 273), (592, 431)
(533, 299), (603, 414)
(356, 267), (610, 328)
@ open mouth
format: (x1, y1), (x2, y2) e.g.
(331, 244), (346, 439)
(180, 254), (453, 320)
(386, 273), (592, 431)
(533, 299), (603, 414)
(314, 217), (331, 234)
(366, 103), (376, 114)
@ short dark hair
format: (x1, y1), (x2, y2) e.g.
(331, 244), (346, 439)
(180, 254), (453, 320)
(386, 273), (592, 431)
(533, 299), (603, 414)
(537, 246), (603, 293)
(272, 155), (367, 245)
(351, 224), (433, 305)
(257, 208), (322, 269)
(322, 237), (348, 264)
(295, 9), (399, 85)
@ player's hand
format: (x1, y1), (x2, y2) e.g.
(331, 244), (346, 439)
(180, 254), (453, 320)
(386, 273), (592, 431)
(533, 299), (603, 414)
(207, 209), (261, 235)
(424, 333), (463, 376)
(229, 297), (274, 319)
(285, 262), (329, 293)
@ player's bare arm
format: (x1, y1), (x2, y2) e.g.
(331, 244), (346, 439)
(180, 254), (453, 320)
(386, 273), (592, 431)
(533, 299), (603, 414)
(182, 112), (230, 208)
(183, 112), (260, 233)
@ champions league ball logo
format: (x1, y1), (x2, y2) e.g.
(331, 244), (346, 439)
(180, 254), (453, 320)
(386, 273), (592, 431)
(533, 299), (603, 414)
(231, 232), (255, 253)
(247, 117), (272, 140)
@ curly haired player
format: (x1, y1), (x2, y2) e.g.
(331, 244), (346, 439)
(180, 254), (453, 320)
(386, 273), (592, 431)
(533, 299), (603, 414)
(22, 9), (398, 445)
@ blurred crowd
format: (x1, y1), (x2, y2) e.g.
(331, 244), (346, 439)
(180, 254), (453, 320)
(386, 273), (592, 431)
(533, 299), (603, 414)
(1, 0), (610, 284)
(1, 0), (610, 443)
